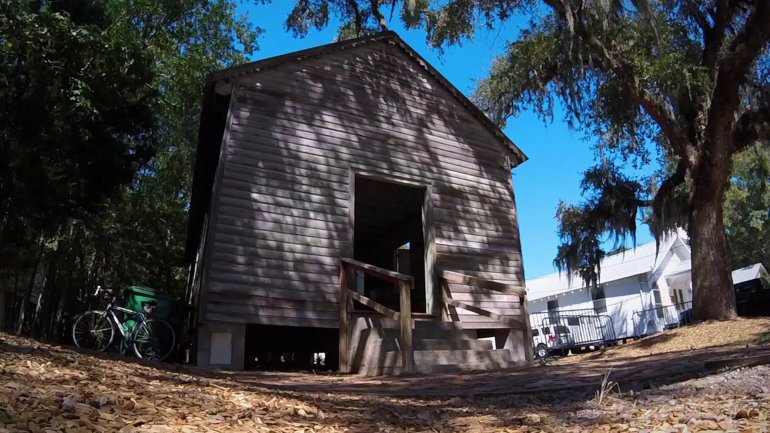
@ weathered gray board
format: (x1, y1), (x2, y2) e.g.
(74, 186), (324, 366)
(197, 37), (526, 330)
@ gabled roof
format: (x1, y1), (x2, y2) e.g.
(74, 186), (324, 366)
(732, 263), (769, 285)
(526, 231), (691, 301)
(185, 31), (526, 262)
(205, 31), (526, 165)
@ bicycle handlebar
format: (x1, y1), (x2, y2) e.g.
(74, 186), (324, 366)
(94, 286), (115, 297)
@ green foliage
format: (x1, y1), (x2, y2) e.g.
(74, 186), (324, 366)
(724, 143), (770, 269)
(554, 165), (644, 286)
(286, 0), (391, 38)
(1, 0), (261, 337)
(0, 0), (155, 242)
(409, 0), (770, 297)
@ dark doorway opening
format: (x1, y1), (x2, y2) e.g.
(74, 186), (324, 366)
(353, 175), (430, 313)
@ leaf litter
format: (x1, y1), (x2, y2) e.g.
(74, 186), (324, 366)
(2, 329), (770, 432)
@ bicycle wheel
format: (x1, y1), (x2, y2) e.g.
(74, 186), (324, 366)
(72, 311), (115, 352)
(132, 319), (175, 361)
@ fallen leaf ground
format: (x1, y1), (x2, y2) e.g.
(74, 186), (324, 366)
(554, 317), (770, 365)
(2, 325), (770, 433)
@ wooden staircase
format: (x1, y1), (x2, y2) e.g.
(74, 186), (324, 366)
(349, 316), (521, 375)
(339, 258), (533, 376)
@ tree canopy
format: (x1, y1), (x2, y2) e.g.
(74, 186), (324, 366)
(285, 0), (770, 320)
(0, 0), (260, 339)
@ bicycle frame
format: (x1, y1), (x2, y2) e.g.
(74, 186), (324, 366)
(104, 302), (146, 339)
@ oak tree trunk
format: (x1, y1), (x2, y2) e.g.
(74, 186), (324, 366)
(689, 140), (737, 321)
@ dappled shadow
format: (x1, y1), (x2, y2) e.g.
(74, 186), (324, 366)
(196, 33), (526, 342)
(4, 332), (770, 433)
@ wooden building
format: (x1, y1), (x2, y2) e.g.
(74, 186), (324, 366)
(185, 31), (532, 373)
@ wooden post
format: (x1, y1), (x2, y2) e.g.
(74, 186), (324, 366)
(520, 292), (534, 363)
(399, 280), (414, 374)
(339, 263), (350, 373)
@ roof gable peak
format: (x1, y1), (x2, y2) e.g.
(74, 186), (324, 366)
(207, 31), (526, 166)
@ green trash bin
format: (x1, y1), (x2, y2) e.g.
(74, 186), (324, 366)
(123, 285), (177, 321)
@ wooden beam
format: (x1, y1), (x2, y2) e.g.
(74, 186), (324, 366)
(520, 293), (534, 363)
(443, 298), (526, 330)
(346, 289), (400, 320)
(441, 270), (526, 295)
(399, 280), (414, 374)
(341, 257), (414, 283)
(338, 264), (350, 373)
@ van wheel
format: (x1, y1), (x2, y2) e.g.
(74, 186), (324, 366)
(536, 343), (548, 359)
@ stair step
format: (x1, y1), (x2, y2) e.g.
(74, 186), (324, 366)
(413, 320), (464, 332)
(374, 337), (494, 351)
(411, 349), (512, 365)
(362, 317), (465, 333)
(377, 349), (512, 367)
(413, 360), (520, 374)
(415, 338), (494, 351)
(359, 358), (524, 376)
(378, 327), (474, 340)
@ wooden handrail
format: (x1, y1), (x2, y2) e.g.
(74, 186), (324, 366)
(341, 257), (414, 283)
(443, 298), (526, 329)
(440, 273), (534, 363)
(346, 289), (400, 320)
(339, 258), (413, 374)
(441, 270), (526, 295)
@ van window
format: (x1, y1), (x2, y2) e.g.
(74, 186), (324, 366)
(531, 329), (540, 337)
(554, 325), (570, 334)
(566, 317), (580, 326)
(542, 327), (551, 335)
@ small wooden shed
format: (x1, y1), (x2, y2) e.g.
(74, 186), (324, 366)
(185, 31), (532, 373)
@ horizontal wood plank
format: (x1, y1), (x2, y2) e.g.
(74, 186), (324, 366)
(442, 270), (526, 295)
(201, 41), (525, 330)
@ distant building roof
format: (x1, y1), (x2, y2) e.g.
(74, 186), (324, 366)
(526, 230), (690, 301)
(732, 263), (769, 285)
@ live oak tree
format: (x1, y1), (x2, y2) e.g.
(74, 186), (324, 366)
(284, 0), (770, 320)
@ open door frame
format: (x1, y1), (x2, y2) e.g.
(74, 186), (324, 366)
(348, 170), (436, 315)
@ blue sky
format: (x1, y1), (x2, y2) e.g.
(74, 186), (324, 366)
(238, 2), (656, 279)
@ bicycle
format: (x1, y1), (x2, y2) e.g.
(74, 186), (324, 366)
(72, 286), (176, 361)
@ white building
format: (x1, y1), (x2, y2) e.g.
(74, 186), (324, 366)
(526, 230), (693, 342)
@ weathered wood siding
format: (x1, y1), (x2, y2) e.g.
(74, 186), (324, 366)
(202, 40), (524, 329)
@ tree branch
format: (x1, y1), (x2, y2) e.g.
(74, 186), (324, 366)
(702, 0), (730, 74)
(346, 0), (363, 35)
(733, 106), (770, 152)
(710, 2), (770, 118)
(543, 0), (695, 164)
(369, 0), (388, 31)
(684, 0), (711, 36)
